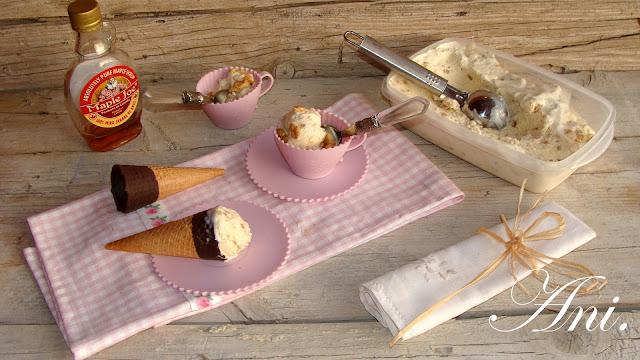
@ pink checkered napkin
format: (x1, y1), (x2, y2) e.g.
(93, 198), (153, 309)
(24, 93), (464, 359)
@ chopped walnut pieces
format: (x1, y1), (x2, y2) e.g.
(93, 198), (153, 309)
(574, 132), (593, 143)
(276, 128), (289, 143)
(288, 123), (300, 139)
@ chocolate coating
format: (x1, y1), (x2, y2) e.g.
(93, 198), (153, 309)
(111, 165), (159, 213)
(191, 211), (224, 260)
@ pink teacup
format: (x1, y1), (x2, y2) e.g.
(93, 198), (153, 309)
(196, 66), (274, 129)
(274, 110), (367, 179)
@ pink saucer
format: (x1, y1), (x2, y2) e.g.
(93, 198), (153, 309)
(246, 128), (369, 202)
(152, 200), (290, 296)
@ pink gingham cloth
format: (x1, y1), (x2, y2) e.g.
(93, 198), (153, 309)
(24, 94), (464, 359)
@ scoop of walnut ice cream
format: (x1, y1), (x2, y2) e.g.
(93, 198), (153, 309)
(211, 68), (255, 104)
(277, 107), (332, 149)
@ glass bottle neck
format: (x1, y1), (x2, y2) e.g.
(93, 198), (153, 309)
(74, 21), (114, 59)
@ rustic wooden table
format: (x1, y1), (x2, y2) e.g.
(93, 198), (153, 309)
(1, 1), (639, 359)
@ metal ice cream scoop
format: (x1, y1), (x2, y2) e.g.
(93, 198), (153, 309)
(343, 31), (510, 129)
(323, 96), (429, 145)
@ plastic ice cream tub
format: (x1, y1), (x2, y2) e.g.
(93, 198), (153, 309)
(381, 38), (615, 193)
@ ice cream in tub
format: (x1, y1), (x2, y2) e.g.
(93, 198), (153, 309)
(381, 38), (615, 192)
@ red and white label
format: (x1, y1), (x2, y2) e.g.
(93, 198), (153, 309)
(79, 65), (140, 128)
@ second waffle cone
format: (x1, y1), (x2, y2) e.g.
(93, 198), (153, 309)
(105, 216), (201, 258)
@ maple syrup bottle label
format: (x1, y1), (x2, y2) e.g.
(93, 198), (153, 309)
(79, 65), (140, 128)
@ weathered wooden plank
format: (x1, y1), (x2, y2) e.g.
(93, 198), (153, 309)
(4, 0), (640, 20)
(0, 0), (337, 20)
(1, 1), (639, 90)
(0, 72), (638, 155)
(1, 312), (639, 359)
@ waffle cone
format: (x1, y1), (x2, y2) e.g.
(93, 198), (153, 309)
(149, 166), (224, 200)
(105, 217), (200, 258)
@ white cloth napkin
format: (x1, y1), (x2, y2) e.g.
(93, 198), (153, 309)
(360, 201), (596, 341)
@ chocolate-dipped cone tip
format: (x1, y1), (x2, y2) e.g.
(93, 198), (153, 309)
(110, 165), (224, 213)
(111, 165), (159, 213)
(191, 210), (225, 260)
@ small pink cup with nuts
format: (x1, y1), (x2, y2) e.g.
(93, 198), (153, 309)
(195, 66), (274, 129)
(274, 110), (366, 179)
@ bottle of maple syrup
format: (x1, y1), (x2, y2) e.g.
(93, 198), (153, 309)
(64, 0), (142, 151)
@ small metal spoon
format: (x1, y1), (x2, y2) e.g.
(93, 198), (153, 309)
(182, 90), (227, 104)
(142, 90), (221, 106)
(343, 31), (510, 129)
(323, 96), (429, 145)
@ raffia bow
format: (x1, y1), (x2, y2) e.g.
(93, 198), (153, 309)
(389, 180), (607, 347)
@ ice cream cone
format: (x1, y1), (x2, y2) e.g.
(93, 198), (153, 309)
(106, 211), (224, 259)
(106, 216), (201, 258)
(105, 206), (252, 260)
(111, 165), (224, 213)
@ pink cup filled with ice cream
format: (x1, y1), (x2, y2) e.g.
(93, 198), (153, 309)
(196, 66), (274, 129)
(274, 108), (367, 179)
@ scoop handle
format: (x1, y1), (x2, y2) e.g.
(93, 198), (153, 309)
(344, 31), (448, 96)
(142, 88), (185, 105)
(142, 88), (205, 112)
(349, 97), (429, 135)
(375, 97), (429, 127)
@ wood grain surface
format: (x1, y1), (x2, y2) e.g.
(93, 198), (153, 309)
(2, 313), (639, 359)
(1, 1), (639, 357)
(1, 0), (639, 90)
(0, 68), (638, 358)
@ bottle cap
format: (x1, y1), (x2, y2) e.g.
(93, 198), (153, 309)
(68, 0), (102, 32)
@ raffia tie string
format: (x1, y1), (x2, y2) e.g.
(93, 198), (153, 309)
(389, 181), (606, 347)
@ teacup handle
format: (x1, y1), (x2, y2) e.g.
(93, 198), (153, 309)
(346, 133), (367, 151)
(258, 71), (274, 97)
